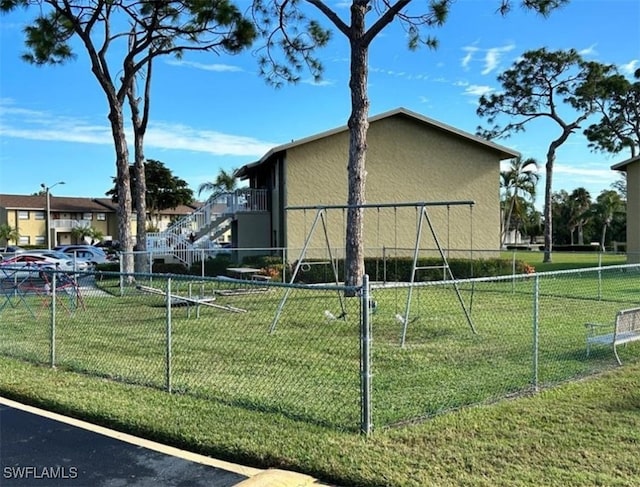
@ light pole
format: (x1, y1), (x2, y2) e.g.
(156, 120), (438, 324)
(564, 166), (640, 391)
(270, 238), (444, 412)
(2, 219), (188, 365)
(41, 181), (65, 250)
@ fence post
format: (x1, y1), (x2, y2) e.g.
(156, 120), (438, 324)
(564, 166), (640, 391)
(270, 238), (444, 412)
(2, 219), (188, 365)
(149, 252), (153, 284)
(281, 247), (287, 283)
(201, 249), (205, 278)
(165, 278), (172, 393)
(50, 272), (57, 368)
(360, 274), (372, 435)
(532, 274), (539, 392)
(597, 251), (603, 301)
(512, 249), (516, 294)
(119, 253), (124, 297)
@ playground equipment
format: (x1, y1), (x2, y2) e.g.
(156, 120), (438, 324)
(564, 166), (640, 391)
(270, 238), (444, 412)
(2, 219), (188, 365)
(269, 201), (478, 341)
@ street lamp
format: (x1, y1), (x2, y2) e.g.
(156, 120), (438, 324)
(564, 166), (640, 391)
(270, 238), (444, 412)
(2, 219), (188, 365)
(41, 181), (65, 249)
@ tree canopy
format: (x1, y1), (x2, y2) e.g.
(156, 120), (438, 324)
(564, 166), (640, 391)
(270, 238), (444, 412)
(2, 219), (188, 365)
(583, 69), (640, 157)
(477, 48), (614, 262)
(252, 0), (568, 286)
(1, 0), (256, 273)
(106, 160), (194, 223)
(198, 169), (238, 198)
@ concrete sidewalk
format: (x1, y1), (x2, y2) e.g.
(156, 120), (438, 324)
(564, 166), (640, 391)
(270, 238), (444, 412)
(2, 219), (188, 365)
(0, 397), (330, 487)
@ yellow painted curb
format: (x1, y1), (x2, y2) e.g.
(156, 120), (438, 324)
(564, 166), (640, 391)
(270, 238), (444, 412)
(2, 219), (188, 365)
(234, 468), (317, 487)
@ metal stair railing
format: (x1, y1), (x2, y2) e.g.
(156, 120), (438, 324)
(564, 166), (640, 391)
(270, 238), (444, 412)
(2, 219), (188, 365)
(146, 189), (268, 264)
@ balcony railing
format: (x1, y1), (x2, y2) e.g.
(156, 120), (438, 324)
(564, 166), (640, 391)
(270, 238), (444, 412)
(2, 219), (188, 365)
(51, 219), (94, 230)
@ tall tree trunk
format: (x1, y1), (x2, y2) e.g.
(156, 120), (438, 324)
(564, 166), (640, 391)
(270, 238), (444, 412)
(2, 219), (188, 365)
(502, 195), (516, 246)
(578, 223), (584, 245)
(127, 58), (153, 273)
(344, 5), (368, 289)
(542, 149), (556, 263)
(108, 105), (134, 276)
(543, 131), (571, 263)
(133, 133), (147, 272)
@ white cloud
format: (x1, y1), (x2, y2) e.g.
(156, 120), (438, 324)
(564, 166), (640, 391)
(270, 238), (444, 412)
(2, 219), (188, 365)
(461, 43), (515, 75)
(145, 123), (273, 156)
(461, 46), (478, 69)
(578, 44), (598, 57)
(301, 77), (335, 87)
(0, 101), (274, 157)
(554, 164), (616, 180)
(164, 59), (244, 73)
(620, 59), (639, 76)
(482, 44), (515, 75)
(464, 85), (493, 97)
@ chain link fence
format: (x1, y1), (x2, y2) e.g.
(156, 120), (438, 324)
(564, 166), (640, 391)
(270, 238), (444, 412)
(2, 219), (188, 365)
(1, 263), (639, 433)
(369, 263), (640, 429)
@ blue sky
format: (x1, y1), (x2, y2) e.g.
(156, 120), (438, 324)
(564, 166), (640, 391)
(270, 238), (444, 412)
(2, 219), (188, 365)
(0, 0), (638, 208)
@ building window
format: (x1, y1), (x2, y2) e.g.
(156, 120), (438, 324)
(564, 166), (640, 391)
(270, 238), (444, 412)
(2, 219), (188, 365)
(35, 236), (46, 245)
(18, 211), (29, 220)
(18, 236), (30, 245)
(96, 213), (106, 221)
(34, 211), (45, 220)
(83, 212), (93, 220)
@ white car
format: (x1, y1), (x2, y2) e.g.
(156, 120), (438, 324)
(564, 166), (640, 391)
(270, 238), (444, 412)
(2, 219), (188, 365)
(54, 245), (112, 265)
(0, 251), (89, 278)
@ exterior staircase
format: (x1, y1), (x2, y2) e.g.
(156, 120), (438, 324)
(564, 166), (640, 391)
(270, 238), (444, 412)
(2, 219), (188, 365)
(146, 188), (268, 266)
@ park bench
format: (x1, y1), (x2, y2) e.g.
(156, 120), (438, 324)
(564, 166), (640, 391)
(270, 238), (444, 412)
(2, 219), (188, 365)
(585, 307), (640, 365)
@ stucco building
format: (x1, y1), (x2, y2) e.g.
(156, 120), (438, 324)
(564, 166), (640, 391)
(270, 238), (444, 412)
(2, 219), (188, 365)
(234, 107), (519, 258)
(0, 194), (198, 248)
(611, 155), (639, 263)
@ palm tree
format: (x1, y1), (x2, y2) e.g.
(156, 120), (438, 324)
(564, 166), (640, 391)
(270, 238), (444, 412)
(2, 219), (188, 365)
(594, 190), (625, 251)
(70, 225), (94, 245)
(567, 188), (592, 245)
(197, 168), (237, 199)
(500, 157), (539, 245)
(0, 224), (20, 246)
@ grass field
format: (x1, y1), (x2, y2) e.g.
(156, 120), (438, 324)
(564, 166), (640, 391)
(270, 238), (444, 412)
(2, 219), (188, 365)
(1, 264), (639, 432)
(1, 259), (640, 486)
(500, 250), (627, 272)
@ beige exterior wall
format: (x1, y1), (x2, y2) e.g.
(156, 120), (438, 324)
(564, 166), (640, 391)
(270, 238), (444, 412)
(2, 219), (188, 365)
(6, 209), (47, 246)
(627, 162), (639, 264)
(284, 116), (502, 259)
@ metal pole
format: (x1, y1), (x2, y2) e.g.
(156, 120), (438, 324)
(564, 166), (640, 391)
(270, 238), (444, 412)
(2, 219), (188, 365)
(166, 278), (172, 393)
(50, 272), (56, 367)
(119, 253), (124, 297)
(512, 249), (516, 294)
(598, 251), (603, 301)
(42, 180), (64, 250)
(360, 274), (372, 435)
(46, 188), (51, 250)
(532, 274), (539, 391)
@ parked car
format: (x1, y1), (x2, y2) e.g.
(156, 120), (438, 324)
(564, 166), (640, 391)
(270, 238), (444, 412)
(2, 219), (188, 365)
(0, 251), (88, 277)
(53, 245), (112, 265)
(95, 240), (120, 250)
(0, 245), (25, 254)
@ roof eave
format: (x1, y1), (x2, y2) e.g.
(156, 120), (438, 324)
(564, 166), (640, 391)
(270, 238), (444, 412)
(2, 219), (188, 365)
(611, 155), (640, 171)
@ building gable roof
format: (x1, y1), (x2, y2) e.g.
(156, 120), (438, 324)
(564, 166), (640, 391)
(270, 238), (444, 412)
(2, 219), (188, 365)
(1, 194), (200, 215)
(611, 155), (640, 171)
(236, 107), (520, 178)
(0, 194), (116, 213)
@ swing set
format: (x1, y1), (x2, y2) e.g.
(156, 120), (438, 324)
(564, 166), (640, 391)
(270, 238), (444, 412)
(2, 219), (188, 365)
(270, 200), (478, 342)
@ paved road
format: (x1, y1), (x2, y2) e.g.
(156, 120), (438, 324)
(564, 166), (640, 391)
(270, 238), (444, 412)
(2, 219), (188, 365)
(0, 399), (253, 487)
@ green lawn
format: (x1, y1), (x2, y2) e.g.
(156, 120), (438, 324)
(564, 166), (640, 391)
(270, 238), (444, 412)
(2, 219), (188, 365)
(1, 356), (639, 486)
(1, 266), (639, 433)
(1, 262), (640, 486)
(500, 250), (627, 272)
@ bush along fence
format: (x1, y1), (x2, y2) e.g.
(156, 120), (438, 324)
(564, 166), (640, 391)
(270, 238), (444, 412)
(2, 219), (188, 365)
(1, 264), (639, 434)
